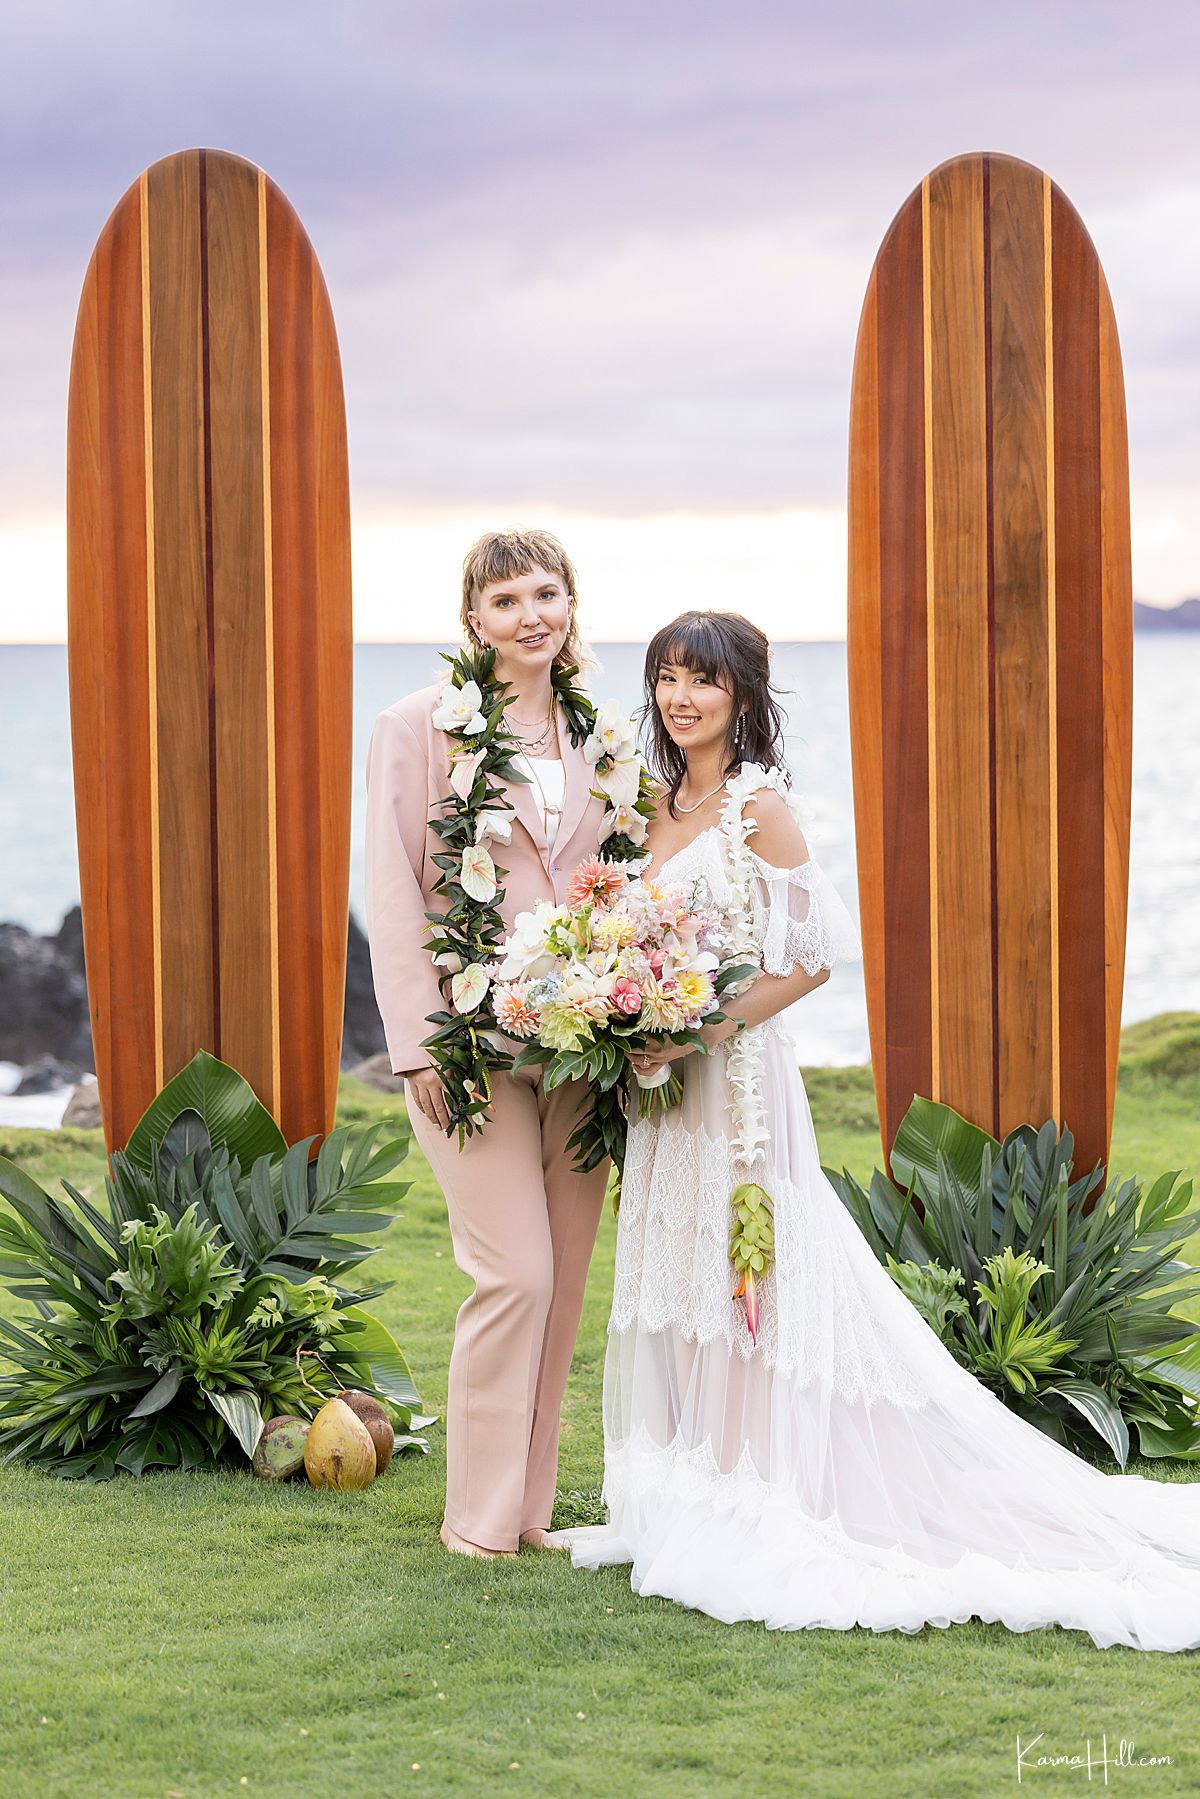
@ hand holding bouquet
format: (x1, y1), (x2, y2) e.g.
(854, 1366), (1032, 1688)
(486, 857), (755, 1187)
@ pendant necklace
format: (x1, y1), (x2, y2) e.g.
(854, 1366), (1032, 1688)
(514, 709), (563, 832)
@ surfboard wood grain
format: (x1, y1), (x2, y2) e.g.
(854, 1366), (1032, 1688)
(67, 148), (352, 1154)
(847, 151), (1133, 1182)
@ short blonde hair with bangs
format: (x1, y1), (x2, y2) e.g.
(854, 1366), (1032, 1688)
(460, 528), (592, 672)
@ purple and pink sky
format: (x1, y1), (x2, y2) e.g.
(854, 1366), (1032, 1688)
(3, 0), (1199, 640)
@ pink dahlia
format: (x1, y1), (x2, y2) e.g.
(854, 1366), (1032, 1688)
(566, 856), (625, 910)
(493, 984), (541, 1039)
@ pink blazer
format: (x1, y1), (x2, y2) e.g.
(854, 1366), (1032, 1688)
(365, 680), (610, 1074)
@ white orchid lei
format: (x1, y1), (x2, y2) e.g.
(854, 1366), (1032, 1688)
(423, 645), (655, 1143)
(716, 761), (806, 1343)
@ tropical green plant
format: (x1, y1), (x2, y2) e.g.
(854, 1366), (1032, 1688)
(0, 1050), (432, 1479)
(825, 1098), (1200, 1466)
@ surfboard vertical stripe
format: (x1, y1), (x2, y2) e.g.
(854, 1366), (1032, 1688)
(146, 152), (212, 1095)
(989, 156), (1054, 1133)
(920, 181), (939, 1101)
(67, 184), (158, 1147)
(266, 176), (352, 1143)
(874, 198), (932, 1164)
(1051, 185), (1108, 1171)
(1043, 175), (1061, 1125)
(197, 150), (222, 1063)
(138, 173), (164, 1093)
(258, 169), (283, 1121)
(846, 275), (888, 1157)
(1098, 275), (1133, 1138)
(926, 155), (992, 1134)
(310, 240), (354, 1144)
(205, 152), (277, 1117)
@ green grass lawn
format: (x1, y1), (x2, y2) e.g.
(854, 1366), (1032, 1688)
(3, 1019), (1200, 1797)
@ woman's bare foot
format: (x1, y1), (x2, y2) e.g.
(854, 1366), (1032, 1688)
(520, 1528), (570, 1550)
(439, 1521), (514, 1559)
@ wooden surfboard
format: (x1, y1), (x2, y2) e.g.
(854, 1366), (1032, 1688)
(847, 151), (1132, 1182)
(67, 148), (352, 1154)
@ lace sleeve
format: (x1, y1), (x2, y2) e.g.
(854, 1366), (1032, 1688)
(750, 852), (863, 977)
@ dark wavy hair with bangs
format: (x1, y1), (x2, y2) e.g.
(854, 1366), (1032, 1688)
(641, 610), (788, 816)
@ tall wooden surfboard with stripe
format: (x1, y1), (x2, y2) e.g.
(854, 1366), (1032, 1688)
(67, 148), (352, 1154)
(847, 151), (1132, 1181)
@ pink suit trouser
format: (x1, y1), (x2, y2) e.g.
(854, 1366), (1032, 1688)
(406, 1063), (608, 1551)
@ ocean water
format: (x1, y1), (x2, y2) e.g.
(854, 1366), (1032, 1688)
(1, 638), (1198, 1085)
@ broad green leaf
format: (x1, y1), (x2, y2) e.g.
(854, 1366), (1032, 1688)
(204, 1388), (265, 1459)
(333, 1307), (422, 1410)
(123, 1049), (286, 1173)
(889, 1096), (998, 1196)
(127, 1365), (183, 1419)
(1132, 1413), (1200, 1459)
(1041, 1379), (1130, 1467)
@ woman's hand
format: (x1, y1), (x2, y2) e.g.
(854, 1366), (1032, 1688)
(404, 1065), (452, 1131)
(630, 1037), (699, 1080)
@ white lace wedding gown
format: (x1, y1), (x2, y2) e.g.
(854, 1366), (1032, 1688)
(566, 801), (1200, 1652)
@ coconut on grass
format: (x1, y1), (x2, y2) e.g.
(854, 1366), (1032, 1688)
(252, 1415), (310, 1480)
(337, 1389), (395, 1475)
(303, 1396), (377, 1490)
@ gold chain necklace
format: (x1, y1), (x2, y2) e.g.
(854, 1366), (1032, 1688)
(505, 696), (556, 755)
(516, 713), (563, 830)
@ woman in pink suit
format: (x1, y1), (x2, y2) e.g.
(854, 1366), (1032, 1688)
(365, 529), (612, 1559)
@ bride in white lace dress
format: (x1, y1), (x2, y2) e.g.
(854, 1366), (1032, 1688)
(561, 609), (1200, 1653)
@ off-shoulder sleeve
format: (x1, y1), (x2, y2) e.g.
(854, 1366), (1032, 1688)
(750, 851), (863, 978)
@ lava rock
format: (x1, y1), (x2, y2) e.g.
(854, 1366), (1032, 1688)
(0, 919), (93, 1068)
(61, 1081), (103, 1129)
(15, 1053), (86, 1094)
(347, 1053), (404, 1094)
(342, 910), (387, 1068)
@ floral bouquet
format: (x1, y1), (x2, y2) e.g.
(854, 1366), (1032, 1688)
(482, 857), (756, 1187)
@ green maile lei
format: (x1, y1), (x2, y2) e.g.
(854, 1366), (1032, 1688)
(422, 644), (655, 1145)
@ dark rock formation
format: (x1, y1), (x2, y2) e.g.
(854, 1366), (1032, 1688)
(342, 911), (387, 1068)
(61, 1081), (103, 1129)
(347, 1052), (405, 1094)
(0, 919), (93, 1069)
(15, 1053), (87, 1094)
(53, 904), (86, 976)
(0, 905), (387, 1078)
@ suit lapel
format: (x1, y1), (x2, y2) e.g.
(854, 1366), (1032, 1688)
(504, 764), (549, 863)
(554, 731), (596, 866)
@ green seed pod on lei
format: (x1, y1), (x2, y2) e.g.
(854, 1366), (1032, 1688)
(728, 1181), (775, 1346)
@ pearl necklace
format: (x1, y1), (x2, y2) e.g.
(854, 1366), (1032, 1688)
(674, 776), (728, 815)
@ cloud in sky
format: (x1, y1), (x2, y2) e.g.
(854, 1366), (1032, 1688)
(2, 0), (1200, 638)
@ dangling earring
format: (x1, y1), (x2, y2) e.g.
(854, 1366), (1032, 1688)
(735, 712), (746, 749)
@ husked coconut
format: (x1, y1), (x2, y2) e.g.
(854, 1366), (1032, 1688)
(253, 1414), (310, 1480)
(304, 1397), (376, 1490)
(338, 1389), (395, 1474)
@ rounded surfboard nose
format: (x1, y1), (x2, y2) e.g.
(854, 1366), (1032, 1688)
(66, 148), (353, 1153)
(847, 151), (1132, 1183)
